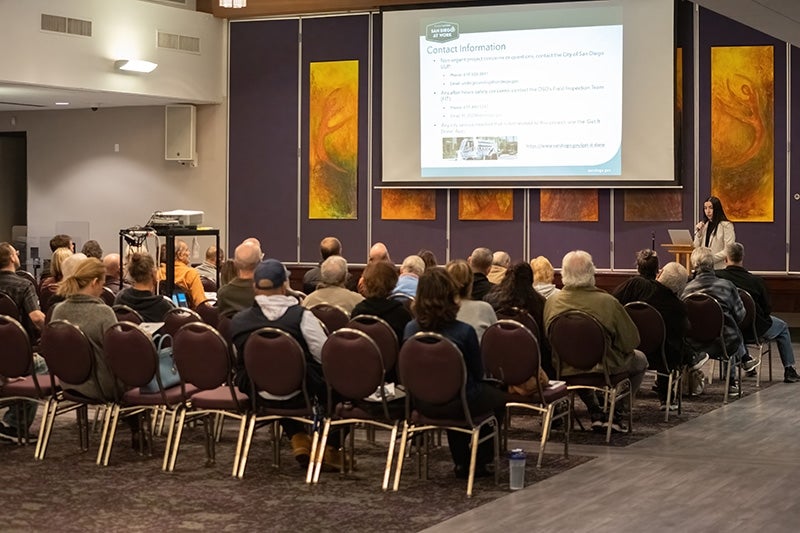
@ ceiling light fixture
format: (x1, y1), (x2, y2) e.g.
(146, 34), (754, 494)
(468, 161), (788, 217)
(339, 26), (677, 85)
(114, 59), (158, 73)
(219, 0), (247, 7)
(55, 102), (70, 106)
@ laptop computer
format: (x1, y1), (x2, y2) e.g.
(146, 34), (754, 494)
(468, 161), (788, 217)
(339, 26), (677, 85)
(667, 229), (694, 246)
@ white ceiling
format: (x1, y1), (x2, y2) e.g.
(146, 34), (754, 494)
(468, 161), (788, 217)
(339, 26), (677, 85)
(1, 0), (799, 113)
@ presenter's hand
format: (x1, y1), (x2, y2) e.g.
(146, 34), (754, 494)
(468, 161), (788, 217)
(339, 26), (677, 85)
(694, 220), (706, 233)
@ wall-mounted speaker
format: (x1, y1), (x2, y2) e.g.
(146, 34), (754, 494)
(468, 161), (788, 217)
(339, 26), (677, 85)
(165, 104), (196, 161)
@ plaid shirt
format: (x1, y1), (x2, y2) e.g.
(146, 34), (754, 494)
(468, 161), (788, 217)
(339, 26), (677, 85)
(0, 270), (41, 336)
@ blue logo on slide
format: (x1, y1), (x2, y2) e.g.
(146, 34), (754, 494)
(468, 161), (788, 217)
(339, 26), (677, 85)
(426, 22), (459, 43)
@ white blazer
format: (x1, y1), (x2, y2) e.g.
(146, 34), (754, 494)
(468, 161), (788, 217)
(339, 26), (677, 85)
(694, 220), (735, 270)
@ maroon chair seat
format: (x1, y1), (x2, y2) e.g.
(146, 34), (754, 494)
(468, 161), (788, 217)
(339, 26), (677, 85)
(191, 387), (249, 410)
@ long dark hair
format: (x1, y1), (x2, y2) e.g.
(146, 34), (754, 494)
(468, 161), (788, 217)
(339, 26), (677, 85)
(413, 267), (459, 331)
(485, 262), (544, 316)
(703, 196), (730, 237)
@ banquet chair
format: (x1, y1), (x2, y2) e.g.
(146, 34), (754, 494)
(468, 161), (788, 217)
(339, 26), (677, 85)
(167, 322), (249, 475)
(0, 314), (53, 448)
(683, 292), (739, 404)
(38, 319), (114, 461)
(495, 306), (541, 339)
(624, 301), (682, 421)
(162, 307), (203, 338)
(100, 287), (116, 306)
(111, 304), (143, 325)
(195, 298), (220, 329)
(0, 291), (20, 320)
(15, 270), (39, 297)
(237, 327), (319, 481)
(481, 319), (570, 466)
(309, 302), (350, 333)
(102, 321), (197, 468)
(346, 314), (400, 381)
(200, 276), (217, 293)
(737, 289), (770, 386)
(312, 328), (404, 488)
(548, 310), (632, 443)
(393, 332), (499, 498)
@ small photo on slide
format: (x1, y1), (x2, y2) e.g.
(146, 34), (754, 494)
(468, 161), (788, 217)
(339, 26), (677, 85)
(441, 136), (518, 161)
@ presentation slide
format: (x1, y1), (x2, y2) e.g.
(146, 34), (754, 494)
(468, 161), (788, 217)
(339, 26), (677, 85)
(382, 0), (676, 187)
(420, 23), (622, 177)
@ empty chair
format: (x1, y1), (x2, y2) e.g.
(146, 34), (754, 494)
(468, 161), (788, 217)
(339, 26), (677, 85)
(548, 310), (632, 443)
(167, 322), (249, 475)
(481, 319), (570, 467)
(393, 332), (499, 498)
(112, 304), (143, 325)
(312, 328), (403, 488)
(309, 302), (350, 333)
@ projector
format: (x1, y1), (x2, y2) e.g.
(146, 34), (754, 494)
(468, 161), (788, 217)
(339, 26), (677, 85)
(154, 209), (204, 228)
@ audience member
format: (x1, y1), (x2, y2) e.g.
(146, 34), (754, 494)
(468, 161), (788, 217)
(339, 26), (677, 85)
(543, 250), (647, 432)
(38, 234), (73, 281)
(467, 247), (494, 301)
(391, 255), (425, 299)
(115, 253), (175, 322)
(531, 256), (561, 299)
(716, 242), (799, 383)
(81, 240), (103, 260)
(612, 249), (659, 304)
(682, 246), (756, 393)
(351, 260), (413, 351)
(445, 260), (497, 342)
(230, 259), (338, 469)
(302, 255), (364, 313)
(39, 247), (73, 311)
(219, 258), (239, 287)
(404, 267), (507, 479)
(195, 245), (222, 282)
(103, 253), (131, 295)
(303, 236), (342, 294)
(158, 239), (206, 309)
(217, 241), (261, 318)
(417, 249), (438, 270)
(487, 251), (511, 284)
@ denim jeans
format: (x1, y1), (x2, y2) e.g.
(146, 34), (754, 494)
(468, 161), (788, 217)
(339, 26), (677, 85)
(3, 354), (48, 431)
(763, 316), (795, 368)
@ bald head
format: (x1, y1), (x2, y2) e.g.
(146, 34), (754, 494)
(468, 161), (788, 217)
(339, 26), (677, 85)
(234, 242), (261, 278)
(492, 251), (511, 268)
(102, 253), (121, 278)
(320, 237), (342, 260)
(369, 242), (391, 264)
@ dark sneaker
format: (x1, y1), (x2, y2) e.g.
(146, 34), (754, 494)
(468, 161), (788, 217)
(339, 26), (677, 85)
(728, 381), (740, 395)
(784, 367), (800, 383)
(589, 413), (605, 433)
(0, 423), (20, 444)
(689, 352), (710, 371)
(740, 358), (759, 373)
(659, 401), (678, 412)
(602, 418), (627, 433)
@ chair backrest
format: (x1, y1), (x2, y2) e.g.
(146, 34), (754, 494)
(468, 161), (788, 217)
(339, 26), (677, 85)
(162, 307), (203, 337)
(173, 322), (230, 391)
(398, 332), (466, 406)
(624, 301), (670, 372)
(389, 293), (415, 316)
(112, 304), (143, 325)
(0, 314), (33, 378)
(737, 288), (758, 344)
(100, 286), (116, 306)
(15, 270), (38, 297)
(195, 298), (220, 329)
(321, 327), (384, 401)
(495, 306), (540, 339)
(309, 303), (350, 333)
(548, 310), (608, 373)
(481, 319), (540, 386)
(103, 321), (160, 390)
(683, 292), (725, 344)
(200, 276), (217, 292)
(39, 285), (57, 314)
(41, 319), (96, 390)
(243, 327), (308, 399)
(217, 314), (233, 347)
(346, 314), (399, 375)
(0, 292), (20, 321)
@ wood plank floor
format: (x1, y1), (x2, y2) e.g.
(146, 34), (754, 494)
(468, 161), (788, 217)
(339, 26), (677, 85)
(423, 345), (800, 533)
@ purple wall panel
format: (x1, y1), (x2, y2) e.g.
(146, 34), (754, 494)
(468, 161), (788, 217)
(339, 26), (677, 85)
(229, 19), (300, 260)
(449, 190), (526, 263)
(791, 46), (800, 272)
(299, 15), (371, 264)
(530, 189), (612, 269)
(698, 8), (787, 271)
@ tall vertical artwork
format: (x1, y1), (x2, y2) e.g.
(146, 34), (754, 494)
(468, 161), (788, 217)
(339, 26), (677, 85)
(458, 190), (513, 220)
(308, 60), (359, 219)
(381, 189), (436, 220)
(711, 46), (774, 222)
(540, 190), (598, 222)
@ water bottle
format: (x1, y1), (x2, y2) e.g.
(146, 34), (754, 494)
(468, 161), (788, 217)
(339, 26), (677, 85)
(508, 448), (526, 490)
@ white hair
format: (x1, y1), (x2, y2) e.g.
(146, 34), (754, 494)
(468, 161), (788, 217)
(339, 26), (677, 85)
(560, 250), (595, 288)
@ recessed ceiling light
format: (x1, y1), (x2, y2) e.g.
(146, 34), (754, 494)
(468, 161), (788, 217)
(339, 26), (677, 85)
(55, 102), (70, 106)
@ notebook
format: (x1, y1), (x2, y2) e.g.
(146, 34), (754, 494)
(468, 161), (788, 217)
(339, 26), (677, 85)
(667, 229), (693, 246)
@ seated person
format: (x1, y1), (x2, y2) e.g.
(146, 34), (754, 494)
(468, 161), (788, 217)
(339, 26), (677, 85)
(81, 240), (103, 260)
(303, 236), (341, 295)
(217, 241), (261, 318)
(195, 245), (222, 282)
(103, 253), (132, 295)
(352, 260), (413, 347)
(467, 247), (494, 301)
(531, 256), (561, 299)
(158, 239), (206, 310)
(39, 247), (73, 311)
(487, 250), (510, 284)
(115, 253), (175, 322)
(391, 255), (425, 299)
(444, 259), (497, 343)
(612, 249), (659, 304)
(302, 255), (364, 314)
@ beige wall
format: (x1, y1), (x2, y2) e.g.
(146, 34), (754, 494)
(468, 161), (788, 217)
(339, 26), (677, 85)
(0, 103), (227, 261)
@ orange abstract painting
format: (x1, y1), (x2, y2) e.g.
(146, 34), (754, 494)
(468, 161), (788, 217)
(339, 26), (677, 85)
(624, 190), (682, 221)
(381, 189), (436, 220)
(711, 46), (774, 221)
(458, 189), (513, 221)
(309, 60), (359, 219)
(540, 189), (598, 222)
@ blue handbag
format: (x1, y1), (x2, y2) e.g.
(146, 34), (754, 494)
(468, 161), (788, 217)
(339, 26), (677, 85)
(140, 334), (181, 393)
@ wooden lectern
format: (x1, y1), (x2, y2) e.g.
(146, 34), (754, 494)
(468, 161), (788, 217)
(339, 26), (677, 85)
(661, 244), (694, 271)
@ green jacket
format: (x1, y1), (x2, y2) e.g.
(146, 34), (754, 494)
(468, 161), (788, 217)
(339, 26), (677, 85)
(543, 285), (640, 376)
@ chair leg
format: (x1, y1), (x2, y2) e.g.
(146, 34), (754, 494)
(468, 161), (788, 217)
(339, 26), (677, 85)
(537, 405), (554, 468)
(101, 404), (121, 466)
(312, 419), (332, 484)
(231, 414), (248, 478)
(466, 429), (481, 497)
(382, 423), (399, 491)
(723, 359), (731, 405)
(392, 422), (411, 491)
(166, 407), (187, 472)
(605, 391), (617, 443)
(237, 415), (258, 479)
(33, 398), (53, 460)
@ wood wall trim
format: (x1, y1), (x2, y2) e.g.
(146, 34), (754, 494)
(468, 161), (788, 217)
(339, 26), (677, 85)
(197, 0), (483, 19)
